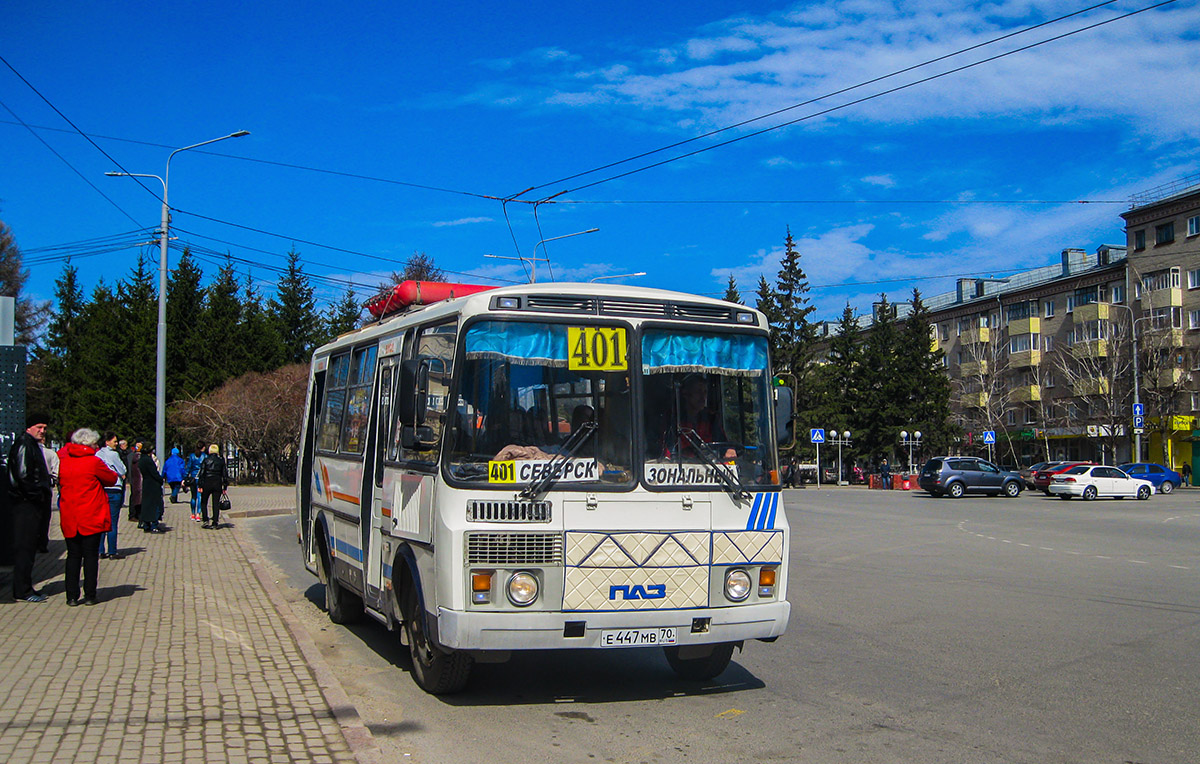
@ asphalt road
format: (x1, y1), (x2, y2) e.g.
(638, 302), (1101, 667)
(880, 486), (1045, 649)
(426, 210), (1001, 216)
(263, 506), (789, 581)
(241, 487), (1200, 764)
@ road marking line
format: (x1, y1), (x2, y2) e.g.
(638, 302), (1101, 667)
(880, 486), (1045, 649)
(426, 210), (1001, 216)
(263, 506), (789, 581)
(1018, 543), (1031, 548)
(1128, 559), (1148, 564)
(1094, 555), (1111, 559)
(1170, 565), (1190, 570)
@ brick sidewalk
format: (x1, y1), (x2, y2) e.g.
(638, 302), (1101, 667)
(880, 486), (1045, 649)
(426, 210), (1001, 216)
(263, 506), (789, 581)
(0, 486), (357, 764)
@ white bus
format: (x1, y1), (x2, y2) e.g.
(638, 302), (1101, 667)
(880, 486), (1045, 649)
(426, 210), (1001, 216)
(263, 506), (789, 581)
(296, 280), (792, 693)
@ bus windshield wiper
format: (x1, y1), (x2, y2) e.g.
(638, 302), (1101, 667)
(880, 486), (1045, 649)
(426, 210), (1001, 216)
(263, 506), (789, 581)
(519, 421), (598, 500)
(678, 427), (750, 501)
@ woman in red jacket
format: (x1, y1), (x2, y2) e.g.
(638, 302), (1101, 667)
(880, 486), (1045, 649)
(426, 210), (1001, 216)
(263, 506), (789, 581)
(57, 427), (118, 606)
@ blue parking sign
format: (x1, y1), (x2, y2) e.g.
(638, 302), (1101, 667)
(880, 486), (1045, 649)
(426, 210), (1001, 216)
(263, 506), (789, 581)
(810, 428), (825, 444)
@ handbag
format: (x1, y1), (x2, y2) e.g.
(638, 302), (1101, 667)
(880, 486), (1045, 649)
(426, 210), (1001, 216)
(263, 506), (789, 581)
(218, 491), (232, 513)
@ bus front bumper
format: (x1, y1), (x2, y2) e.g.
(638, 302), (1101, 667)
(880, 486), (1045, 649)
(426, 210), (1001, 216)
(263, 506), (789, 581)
(434, 601), (791, 651)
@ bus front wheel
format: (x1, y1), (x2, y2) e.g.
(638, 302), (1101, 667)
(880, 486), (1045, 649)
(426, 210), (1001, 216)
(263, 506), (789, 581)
(664, 642), (737, 681)
(402, 590), (472, 694)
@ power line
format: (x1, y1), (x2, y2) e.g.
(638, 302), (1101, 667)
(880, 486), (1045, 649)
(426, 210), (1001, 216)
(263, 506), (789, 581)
(540, 0), (1180, 198)
(551, 198), (1127, 206)
(523, 0), (1125, 196)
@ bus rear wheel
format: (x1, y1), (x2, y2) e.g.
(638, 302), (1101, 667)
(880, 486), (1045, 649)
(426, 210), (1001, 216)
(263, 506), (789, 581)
(664, 642), (736, 681)
(402, 591), (472, 694)
(319, 537), (362, 625)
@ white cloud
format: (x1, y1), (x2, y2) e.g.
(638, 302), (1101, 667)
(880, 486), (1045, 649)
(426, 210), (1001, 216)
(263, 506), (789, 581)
(862, 174), (895, 187)
(432, 217), (494, 228)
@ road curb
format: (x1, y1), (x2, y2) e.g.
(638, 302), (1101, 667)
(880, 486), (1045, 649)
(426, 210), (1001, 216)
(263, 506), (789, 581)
(231, 522), (386, 764)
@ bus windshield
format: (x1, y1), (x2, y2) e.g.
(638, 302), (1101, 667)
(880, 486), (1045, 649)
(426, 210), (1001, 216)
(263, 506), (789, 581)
(641, 329), (777, 489)
(446, 320), (634, 486)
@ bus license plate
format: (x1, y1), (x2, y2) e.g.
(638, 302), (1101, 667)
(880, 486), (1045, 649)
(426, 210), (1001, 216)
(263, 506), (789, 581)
(600, 627), (677, 647)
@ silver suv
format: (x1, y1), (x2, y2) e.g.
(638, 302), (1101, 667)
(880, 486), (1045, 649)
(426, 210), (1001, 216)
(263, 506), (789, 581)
(918, 457), (1024, 498)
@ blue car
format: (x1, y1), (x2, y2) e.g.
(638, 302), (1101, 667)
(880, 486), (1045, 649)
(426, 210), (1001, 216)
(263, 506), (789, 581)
(1117, 463), (1182, 494)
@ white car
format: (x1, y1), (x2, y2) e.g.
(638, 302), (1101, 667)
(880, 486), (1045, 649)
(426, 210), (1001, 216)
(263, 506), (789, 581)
(1048, 465), (1154, 500)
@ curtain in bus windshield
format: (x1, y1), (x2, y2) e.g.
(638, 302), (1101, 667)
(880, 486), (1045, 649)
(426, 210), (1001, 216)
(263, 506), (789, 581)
(640, 330), (776, 488)
(449, 321), (633, 486)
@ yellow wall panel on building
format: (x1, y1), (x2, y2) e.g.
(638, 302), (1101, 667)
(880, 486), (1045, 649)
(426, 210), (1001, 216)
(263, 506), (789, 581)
(1009, 349), (1041, 368)
(962, 327), (990, 345)
(1146, 287), (1183, 309)
(1009, 316), (1041, 335)
(1010, 385), (1041, 402)
(960, 359), (988, 376)
(1074, 302), (1109, 323)
(1070, 339), (1108, 358)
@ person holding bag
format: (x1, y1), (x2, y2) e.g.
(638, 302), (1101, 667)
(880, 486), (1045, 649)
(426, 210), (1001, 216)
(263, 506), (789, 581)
(197, 444), (229, 529)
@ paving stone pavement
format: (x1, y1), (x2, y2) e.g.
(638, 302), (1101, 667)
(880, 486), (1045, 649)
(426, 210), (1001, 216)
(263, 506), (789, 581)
(0, 485), (360, 764)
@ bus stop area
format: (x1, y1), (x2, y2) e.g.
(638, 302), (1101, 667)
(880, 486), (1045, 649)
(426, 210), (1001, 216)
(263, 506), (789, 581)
(0, 486), (376, 764)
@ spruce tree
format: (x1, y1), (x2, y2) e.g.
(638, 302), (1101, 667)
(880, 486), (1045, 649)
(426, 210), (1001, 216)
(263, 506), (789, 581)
(859, 294), (903, 467)
(755, 275), (779, 363)
(723, 274), (742, 305)
(239, 277), (285, 374)
(38, 261), (87, 434)
(323, 287), (362, 342)
(166, 249), (205, 399)
(270, 249), (320, 365)
(198, 260), (243, 391)
(115, 252), (158, 439)
(897, 289), (954, 455)
(773, 227), (817, 376)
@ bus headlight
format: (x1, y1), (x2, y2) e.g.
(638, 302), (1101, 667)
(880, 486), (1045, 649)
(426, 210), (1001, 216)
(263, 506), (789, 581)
(724, 568), (752, 602)
(507, 572), (539, 607)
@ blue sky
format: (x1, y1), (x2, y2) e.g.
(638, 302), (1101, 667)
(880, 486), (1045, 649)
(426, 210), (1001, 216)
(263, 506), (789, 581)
(4, 0), (1199, 324)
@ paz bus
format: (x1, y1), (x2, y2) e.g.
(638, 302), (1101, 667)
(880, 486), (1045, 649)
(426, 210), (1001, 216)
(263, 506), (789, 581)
(296, 280), (793, 693)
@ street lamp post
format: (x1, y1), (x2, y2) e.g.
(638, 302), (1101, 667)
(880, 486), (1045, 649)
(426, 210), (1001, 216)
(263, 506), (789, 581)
(589, 272), (647, 282)
(900, 430), (922, 474)
(107, 130), (250, 465)
(828, 430), (852, 485)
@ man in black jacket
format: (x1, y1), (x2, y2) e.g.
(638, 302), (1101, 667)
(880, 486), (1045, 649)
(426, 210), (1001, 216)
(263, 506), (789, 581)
(6, 413), (53, 602)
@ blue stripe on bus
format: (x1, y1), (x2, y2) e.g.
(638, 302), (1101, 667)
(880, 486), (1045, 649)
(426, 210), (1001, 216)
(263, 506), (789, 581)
(746, 493), (763, 531)
(762, 492), (778, 530)
(746, 492), (778, 531)
(333, 537), (363, 563)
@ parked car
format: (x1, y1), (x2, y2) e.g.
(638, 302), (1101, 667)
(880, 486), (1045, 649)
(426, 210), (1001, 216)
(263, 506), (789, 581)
(1117, 463), (1182, 494)
(1033, 461), (1094, 494)
(1019, 461), (1058, 490)
(1048, 464), (1154, 500)
(918, 457), (1024, 498)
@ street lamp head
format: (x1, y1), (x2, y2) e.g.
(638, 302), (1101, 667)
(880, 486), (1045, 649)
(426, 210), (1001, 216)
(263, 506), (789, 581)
(843, 431), (851, 439)
(104, 171), (123, 176)
(900, 430), (908, 440)
(915, 430), (922, 440)
(230, 130), (251, 137)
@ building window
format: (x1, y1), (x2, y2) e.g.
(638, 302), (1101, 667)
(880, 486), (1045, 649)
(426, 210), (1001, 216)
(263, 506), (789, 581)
(1010, 333), (1037, 353)
(1044, 370), (1056, 388)
(1024, 408), (1037, 424)
(1189, 215), (1200, 237)
(1150, 306), (1183, 330)
(1044, 300), (1055, 318)
(1006, 300), (1037, 321)
(1190, 269), (1200, 289)
(956, 351), (962, 365)
(940, 323), (949, 341)
(1156, 222), (1175, 245)
(1111, 284), (1125, 303)
(1066, 295), (1076, 312)
(1143, 267), (1181, 292)
(1192, 392), (1200, 411)
(1006, 409), (1016, 426)
(1190, 309), (1200, 330)
(1042, 335), (1055, 352)
(1134, 230), (1146, 250)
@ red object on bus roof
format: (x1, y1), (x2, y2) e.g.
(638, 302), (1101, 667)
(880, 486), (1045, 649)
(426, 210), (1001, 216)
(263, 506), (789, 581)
(366, 280), (496, 318)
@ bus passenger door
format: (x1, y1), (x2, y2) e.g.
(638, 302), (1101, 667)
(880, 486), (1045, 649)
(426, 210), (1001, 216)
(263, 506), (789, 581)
(364, 360), (397, 609)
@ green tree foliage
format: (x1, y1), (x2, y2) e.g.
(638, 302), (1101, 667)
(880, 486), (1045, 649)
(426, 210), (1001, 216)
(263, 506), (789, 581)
(723, 274), (742, 305)
(0, 218), (49, 346)
(31, 261), (86, 434)
(167, 249), (206, 399)
(197, 259), (243, 391)
(771, 227), (817, 376)
(270, 249), (320, 365)
(755, 275), (779, 361)
(857, 295), (905, 465)
(896, 289), (955, 455)
(323, 287), (362, 342)
(390, 251), (445, 284)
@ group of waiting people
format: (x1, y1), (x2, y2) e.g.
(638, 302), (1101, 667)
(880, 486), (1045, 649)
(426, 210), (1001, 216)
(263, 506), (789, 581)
(6, 413), (228, 606)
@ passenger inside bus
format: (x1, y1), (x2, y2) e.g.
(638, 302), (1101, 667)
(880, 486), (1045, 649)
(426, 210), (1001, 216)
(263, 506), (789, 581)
(652, 374), (736, 461)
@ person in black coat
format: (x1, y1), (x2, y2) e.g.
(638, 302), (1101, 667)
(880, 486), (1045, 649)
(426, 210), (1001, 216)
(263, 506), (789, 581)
(197, 444), (229, 529)
(138, 446), (166, 533)
(6, 414), (53, 602)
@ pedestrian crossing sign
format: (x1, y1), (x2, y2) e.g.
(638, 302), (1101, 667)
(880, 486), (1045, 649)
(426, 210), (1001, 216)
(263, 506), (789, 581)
(810, 428), (825, 443)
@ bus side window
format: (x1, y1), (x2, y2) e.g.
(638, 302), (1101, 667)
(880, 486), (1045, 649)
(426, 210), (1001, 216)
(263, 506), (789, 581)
(339, 344), (378, 454)
(376, 365), (394, 484)
(317, 353), (350, 452)
(398, 322), (457, 465)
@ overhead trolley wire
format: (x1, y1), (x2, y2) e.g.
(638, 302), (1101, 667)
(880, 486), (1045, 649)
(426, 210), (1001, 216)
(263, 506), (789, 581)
(529, 0), (1179, 199)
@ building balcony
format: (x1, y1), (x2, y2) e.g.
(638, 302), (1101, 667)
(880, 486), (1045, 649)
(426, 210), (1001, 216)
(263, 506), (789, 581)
(961, 391), (990, 408)
(1010, 385), (1041, 402)
(1072, 378), (1111, 396)
(1008, 349), (1042, 367)
(1073, 302), (1109, 323)
(1070, 339), (1108, 358)
(1142, 327), (1185, 347)
(1154, 368), (1188, 388)
(960, 359), (988, 376)
(961, 327), (990, 345)
(1008, 316), (1041, 335)
(1145, 287), (1183, 309)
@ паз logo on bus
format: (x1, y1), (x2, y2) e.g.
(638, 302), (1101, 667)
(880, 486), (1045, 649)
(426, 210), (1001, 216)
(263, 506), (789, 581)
(609, 584), (666, 601)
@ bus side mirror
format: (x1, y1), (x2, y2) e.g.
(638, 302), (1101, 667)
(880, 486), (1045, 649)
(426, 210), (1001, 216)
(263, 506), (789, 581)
(398, 359), (428, 424)
(774, 385), (795, 448)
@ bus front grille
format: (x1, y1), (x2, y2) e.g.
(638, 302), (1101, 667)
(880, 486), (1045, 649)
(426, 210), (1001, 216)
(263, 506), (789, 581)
(466, 532), (564, 565)
(468, 500), (552, 523)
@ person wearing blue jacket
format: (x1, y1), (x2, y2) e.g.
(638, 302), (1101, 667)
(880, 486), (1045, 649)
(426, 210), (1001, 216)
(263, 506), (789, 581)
(184, 443), (206, 522)
(163, 447), (187, 503)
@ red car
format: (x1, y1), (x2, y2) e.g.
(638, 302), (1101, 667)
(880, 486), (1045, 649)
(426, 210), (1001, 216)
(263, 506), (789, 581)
(1033, 461), (1095, 494)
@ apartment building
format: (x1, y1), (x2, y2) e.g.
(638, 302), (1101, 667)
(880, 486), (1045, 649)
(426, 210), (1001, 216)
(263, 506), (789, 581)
(828, 176), (1200, 471)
